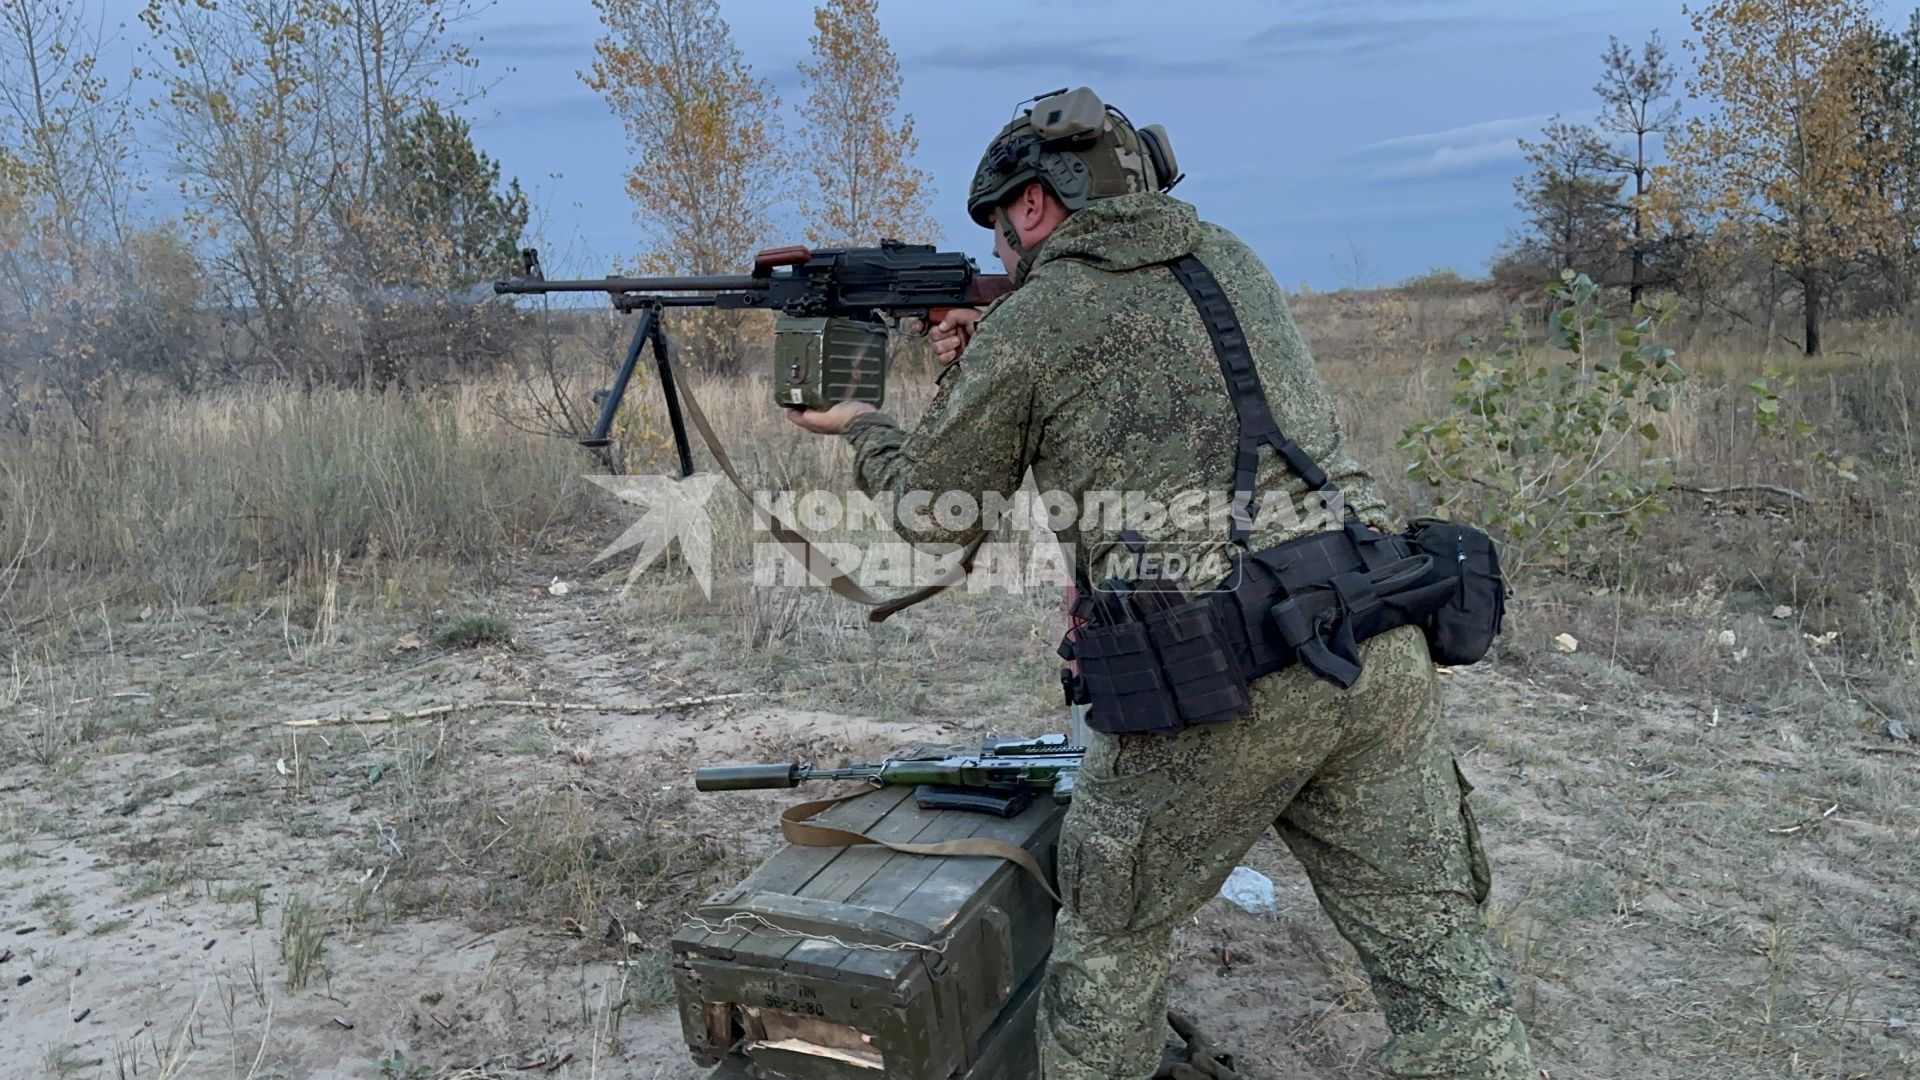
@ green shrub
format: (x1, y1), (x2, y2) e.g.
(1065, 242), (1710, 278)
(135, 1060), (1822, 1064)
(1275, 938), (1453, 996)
(1398, 270), (1687, 570)
(1399, 266), (1471, 294)
(436, 613), (512, 648)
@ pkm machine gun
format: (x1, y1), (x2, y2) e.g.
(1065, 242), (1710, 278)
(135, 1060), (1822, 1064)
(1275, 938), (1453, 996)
(491, 242), (1012, 620)
(493, 242), (1013, 472)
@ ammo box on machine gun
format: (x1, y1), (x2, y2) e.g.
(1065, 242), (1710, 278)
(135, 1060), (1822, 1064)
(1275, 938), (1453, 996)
(670, 782), (1066, 1079)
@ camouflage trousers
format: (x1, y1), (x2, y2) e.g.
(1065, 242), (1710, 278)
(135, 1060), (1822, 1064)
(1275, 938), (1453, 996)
(1038, 625), (1534, 1080)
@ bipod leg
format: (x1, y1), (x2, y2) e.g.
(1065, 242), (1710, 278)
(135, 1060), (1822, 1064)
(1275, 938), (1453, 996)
(650, 313), (696, 479)
(582, 303), (659, 474)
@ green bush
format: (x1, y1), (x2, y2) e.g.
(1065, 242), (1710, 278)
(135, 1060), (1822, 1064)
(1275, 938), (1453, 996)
(1399, 266), (1471, 294)
(1398, 270), (1687, 570)
(435, 613), (512, 648)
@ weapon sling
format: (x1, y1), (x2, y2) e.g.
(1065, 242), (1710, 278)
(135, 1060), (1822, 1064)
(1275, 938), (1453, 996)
(776, 786), (1061, 904)
(1166, 255), (1467, 687)
(607, 307), (977, 622)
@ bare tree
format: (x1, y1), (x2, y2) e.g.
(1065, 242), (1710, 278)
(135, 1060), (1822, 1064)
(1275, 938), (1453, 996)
(0, 0), (131, 281)
(138, 0), (491, 382)
(317, 0), (487, 209)
(140, 0), (341, 378)
(312, 0), (490, 315)
(0, 0), (137, 432)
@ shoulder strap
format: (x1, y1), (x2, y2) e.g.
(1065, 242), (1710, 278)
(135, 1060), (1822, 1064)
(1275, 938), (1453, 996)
(1167, 256), (1341, 545)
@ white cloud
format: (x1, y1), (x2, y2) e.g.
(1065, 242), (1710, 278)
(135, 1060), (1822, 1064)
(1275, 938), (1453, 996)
(1366, 139), (1527, 181)
(1358, 110), (1603, 182)
(1367, 114), (1556, 152)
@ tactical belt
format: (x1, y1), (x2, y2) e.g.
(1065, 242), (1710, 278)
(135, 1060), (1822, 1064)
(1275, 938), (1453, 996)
(1061, 255), (1504, 737)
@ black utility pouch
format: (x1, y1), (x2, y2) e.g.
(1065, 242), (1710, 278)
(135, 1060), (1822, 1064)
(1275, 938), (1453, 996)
(1407, 519), (1507, 666)
(1143, 598), (1251, 728)
(1267, 556), (1438, 690)
(1072, 620), (1184, 736)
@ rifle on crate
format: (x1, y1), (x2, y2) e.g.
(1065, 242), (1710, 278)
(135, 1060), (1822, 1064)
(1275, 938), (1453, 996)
(695, 732), (1084, 815)
(694, 729), (1086, 902)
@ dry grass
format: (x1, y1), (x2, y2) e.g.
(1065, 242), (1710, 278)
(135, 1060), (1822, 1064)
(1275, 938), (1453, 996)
(0, 289), (1915, 1078)
(0, 380), (597, 629)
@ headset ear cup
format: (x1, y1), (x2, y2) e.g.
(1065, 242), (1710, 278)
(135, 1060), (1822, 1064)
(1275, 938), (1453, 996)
(1139, 124), (1181, 191)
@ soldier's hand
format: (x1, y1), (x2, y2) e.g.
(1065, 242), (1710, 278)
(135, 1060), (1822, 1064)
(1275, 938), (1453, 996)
(930, 307), (982, 366)
(785, 400), (877, 435)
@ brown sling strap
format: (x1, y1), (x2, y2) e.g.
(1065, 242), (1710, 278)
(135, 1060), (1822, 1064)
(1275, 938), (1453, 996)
(673, 374), (980, 622)
(777, 787), (1062, 905)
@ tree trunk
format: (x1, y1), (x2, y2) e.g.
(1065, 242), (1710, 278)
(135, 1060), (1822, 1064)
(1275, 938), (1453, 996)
(1630, 139), (1646, 310)
(1803, 275), (1823, 357)
(1763, 271), (1778, 359)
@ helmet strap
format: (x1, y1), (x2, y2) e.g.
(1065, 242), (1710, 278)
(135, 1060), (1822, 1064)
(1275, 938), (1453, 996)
(995, 205), (1045, 288)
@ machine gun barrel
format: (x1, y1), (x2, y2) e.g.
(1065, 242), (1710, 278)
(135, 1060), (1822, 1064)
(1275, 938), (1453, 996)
(490, 241), (1016, 467)
(491, 273), (765, 296)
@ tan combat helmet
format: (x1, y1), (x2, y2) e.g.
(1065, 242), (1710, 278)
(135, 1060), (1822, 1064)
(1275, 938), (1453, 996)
(966, 87), (1182, 282)
(967, 87), (1181, 226)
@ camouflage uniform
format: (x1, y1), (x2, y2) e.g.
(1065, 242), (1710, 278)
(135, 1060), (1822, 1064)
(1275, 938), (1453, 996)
(842, 191), (1534, 1080)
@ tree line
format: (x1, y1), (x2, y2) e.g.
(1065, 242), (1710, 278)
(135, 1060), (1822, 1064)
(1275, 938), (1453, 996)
(1500, 0), (1920, 355)
(6, 0), (1904, 442)
(0, 0), (930, 435)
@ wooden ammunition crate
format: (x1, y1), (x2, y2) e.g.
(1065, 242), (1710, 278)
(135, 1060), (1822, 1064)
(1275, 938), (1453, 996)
(671, 783), (1065, 1079)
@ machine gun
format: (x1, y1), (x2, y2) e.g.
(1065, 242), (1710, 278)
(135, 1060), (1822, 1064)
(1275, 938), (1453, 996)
(695, 733), (1082, 815)
(491, 242), (1013, 620)
(493, 242), (1012, 473)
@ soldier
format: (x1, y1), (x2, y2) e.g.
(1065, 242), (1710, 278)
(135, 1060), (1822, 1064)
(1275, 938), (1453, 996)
(787, 88), (1535, 1080)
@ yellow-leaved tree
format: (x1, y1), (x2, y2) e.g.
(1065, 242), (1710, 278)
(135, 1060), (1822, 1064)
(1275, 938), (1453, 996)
(795, 0), (937, 248)
(1658, 0), (1894, 355)
(585, 0), (789, 371)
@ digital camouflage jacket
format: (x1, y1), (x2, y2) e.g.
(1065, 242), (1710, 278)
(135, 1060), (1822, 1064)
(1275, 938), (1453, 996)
(843, 191), (1390, 585)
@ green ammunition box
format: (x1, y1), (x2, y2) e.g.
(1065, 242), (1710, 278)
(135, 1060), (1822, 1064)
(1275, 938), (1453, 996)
(672, 784), (1065, 1079)
(773, 315), (890, 411)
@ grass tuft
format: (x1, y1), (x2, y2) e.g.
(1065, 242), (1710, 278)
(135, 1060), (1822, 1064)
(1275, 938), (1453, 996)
(278, 891), (329, 993)
(435, 613), (512, 649)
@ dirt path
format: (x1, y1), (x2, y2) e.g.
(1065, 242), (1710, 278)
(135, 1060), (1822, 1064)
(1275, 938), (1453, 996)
(0, 572), (982, 1079)
(4, 564), (1916, 1079)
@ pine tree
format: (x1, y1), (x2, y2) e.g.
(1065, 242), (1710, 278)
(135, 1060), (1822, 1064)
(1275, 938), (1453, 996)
(1595, 32), (1682, 306)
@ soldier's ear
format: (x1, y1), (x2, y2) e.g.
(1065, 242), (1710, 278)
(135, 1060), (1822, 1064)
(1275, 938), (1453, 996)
(1011, 182), (1049, 227)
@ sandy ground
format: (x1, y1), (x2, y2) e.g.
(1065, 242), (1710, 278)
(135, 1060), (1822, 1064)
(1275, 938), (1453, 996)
(3, 561), (1916, 1080)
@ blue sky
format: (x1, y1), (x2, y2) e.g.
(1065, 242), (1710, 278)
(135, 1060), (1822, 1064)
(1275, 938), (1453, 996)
(102, 0), (1693, 289)
(464, 0), (1692, 289)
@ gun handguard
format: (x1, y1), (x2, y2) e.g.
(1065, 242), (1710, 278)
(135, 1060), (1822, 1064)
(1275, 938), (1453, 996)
(695, 763), (803, 791)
